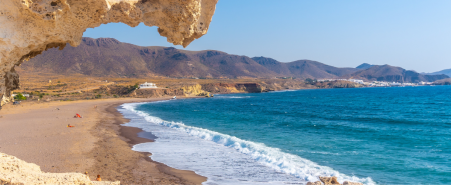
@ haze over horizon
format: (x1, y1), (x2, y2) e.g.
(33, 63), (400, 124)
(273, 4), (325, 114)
(83, 0), (451, 73)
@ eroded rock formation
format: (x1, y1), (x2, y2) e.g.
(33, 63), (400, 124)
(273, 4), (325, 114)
(0, 152), (119, 184)
(201, 83), (264, 93)
(319, 176), (341, 185)
(0, 0), (218, 108)
(306, 176), (364, 185)
(134, 88), (185, 98)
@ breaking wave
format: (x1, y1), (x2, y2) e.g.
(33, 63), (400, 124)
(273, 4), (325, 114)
(119, 102), (375, 185)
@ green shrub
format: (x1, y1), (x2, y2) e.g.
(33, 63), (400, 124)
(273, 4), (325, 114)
(14, 93), (27, 101)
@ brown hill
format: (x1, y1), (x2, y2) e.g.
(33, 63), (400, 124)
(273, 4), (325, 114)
(433, 78), (451, 85)
(21, 37), (362, 79)
(22, 37), (446, 82)
(21, 38), (278, 78)
(343, 65), (449, 82)
(356, 63), (374, 69)
(252, 57), (360, 79)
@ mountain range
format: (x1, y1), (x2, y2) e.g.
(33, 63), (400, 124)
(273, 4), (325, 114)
(424, 69), (451, 78)
(19, 37), (449, 82)
(342, 65), (448, 83)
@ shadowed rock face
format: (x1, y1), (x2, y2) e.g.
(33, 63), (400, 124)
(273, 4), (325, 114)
(0, 0), (218, 108)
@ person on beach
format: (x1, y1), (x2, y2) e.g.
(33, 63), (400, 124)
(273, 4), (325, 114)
(67, 124), (74, 128)
(96, 175), (101, 181)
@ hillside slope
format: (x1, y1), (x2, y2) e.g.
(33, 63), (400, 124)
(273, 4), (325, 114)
(21, 38), (278, 78)
(22, 37), (446, 82)
(426, 69), (451, 77)
(343, 65), (449, 82)
(356, 63), (374, 70)
(252, 57), (360, 79)
(21, 38), (360, 79)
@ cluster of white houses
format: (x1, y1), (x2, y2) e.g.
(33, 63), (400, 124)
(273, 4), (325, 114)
(317, 79), (434, 87)
(139, 82), (158, 89)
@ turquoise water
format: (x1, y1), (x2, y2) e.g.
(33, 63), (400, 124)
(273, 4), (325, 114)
(122, 86), (451, 185)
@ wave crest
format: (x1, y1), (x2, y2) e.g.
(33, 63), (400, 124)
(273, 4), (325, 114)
(121, 102), (375, 185)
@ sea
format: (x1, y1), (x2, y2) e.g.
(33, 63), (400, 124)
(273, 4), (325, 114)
(118, 86), (451, 185)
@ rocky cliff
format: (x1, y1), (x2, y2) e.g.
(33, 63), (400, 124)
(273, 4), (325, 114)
(0, 152), (119, 185)
(312, 81), (363, 88)
(134, 83), (260, 98)
(133, 88), (185, 98)
(201, 83), (263, 94)
(180, 84), (210, 96)
(0, 0), (218, 108)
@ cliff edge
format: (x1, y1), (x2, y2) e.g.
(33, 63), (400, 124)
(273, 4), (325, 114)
(0, 0), (218, 109)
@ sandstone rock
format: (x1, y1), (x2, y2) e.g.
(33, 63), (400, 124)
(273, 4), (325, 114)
(0, 0), (218, 108)
(134, 88), (184, 98)
(307, 181), (323, 185)
(343, 181), (363, 185)
(319, 176), (341, 185)
(0, 152), (119, 185)
(180, 84), (210, 96)
(201, 83), (263, 93)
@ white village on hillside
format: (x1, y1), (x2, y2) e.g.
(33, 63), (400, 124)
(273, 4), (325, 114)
(317, 79), (434, 87)
(139, 82), (158, 89)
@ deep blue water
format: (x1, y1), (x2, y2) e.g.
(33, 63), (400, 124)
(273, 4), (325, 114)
(128, 86), (451, 185)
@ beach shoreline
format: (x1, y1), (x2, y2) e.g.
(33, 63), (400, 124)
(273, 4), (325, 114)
(0, 97), (206, 184)
(104, 101), (207, 184)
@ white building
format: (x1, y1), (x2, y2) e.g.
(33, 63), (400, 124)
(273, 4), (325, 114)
(418, 81), (432, 85)
(139, 82), (158, 89)
(348, 79), (365, 84)
(390, 82), (402, 86)
(402, 83), (416, 86)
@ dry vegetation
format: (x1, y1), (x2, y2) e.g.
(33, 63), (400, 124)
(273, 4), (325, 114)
(15, 69), (309, 102)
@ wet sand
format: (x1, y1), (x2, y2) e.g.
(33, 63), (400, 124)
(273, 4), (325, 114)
(0, 98), (206, 184)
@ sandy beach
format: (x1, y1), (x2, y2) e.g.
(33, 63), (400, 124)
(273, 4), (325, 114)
(0, 98), (206, 184)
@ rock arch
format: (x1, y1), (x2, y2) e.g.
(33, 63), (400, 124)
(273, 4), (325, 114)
(0, 0), (218, 108)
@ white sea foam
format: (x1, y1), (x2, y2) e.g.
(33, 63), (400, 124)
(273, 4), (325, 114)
(119, 102), (376, 185)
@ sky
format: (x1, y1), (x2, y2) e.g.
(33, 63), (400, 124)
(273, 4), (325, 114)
(83, 0), (451, 73)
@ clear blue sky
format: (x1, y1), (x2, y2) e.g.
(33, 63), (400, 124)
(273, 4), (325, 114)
(83, 0), (451, 73)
